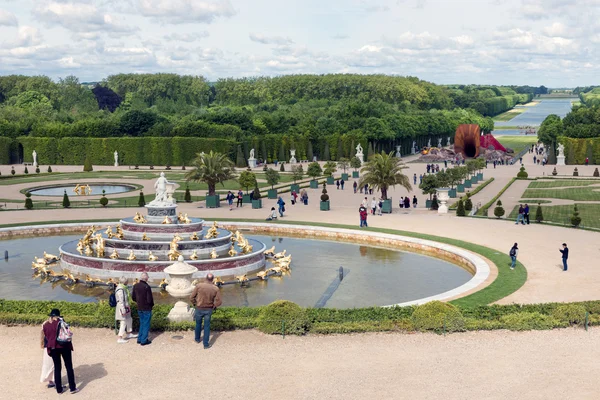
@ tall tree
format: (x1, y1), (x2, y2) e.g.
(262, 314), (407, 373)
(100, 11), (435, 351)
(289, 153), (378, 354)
(186, 151), (235, 195)
(357, 151), (412, 200)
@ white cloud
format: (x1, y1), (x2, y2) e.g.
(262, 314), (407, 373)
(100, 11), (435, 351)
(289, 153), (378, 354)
(137, 0), (235, 24)
(0, 9), (18, 26)
(33, 1), (135, 33)
(249, 32), (293, 45)
(164, 31), (210, 42)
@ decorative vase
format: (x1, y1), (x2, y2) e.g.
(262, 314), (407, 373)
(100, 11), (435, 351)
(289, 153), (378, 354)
(437, 188), (450, 214)
(164, 256), (198, 322)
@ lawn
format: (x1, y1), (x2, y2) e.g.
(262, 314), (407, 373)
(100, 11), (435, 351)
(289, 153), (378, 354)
(493, 108), (526, 122)
(528, 179), (598, 189)
(508, 203), (600, 229)
(496, 136), (538, 153)
(522, 186), (600, 201)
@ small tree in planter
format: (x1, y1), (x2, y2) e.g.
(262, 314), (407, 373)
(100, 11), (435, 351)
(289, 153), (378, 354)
(24, 166), (29, 174)
(307, 162), (322, 188)
(62, 190), (71, 208)
(184, 186), (192, 202)
(419, 174), (438, 208)
(185, 151), (235, 209)
(291, 165), (303, 192)
(571, 204), (581, 227)
(265, 168), (280, 199)
(320, 182), (330, 211)
(252, 184), (262, 209)
(24, 192), (33, 210)
(83, 155), (93, 172)
(573, 167), (579, 177)
(99, 190), (108, 207)
(350, 156), (362, 178)
(138, 191), (146, 207)
(238, 170), (257, 196)
(517, 166), (528, 178)
(494, 200), (505, 218)
(464, 193), (473, 211)
(535, 203), (544, 223)
(456, 199), (466, 216)
(323, 161), (337, 184)
(47, 166), (52, 173)
(337, 157), (350, 180)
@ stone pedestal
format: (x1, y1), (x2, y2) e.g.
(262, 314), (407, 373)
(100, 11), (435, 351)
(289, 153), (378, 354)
(557, 156), (565, 166)
(167, 300), (195, 323)
(145, 205), (178, 224)
(437, 188), (450, 214)
(164, 256), (198, 323)
(248, 158), (257, 168)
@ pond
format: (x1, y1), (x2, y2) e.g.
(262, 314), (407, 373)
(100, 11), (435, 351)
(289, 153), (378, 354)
(0, 234), (472, 308)
(28, 184), (137, 196)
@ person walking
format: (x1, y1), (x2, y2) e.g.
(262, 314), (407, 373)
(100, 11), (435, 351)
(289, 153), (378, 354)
(277, 196), (285, 217)
(377, 198), (383, 216)
(336, 180), (340, 190)
(132, 272), (154, 346)
(399, 196), (404, 209)
(190, 273), (222, 349)
(371, 197), (377, 215)
(524, 203), (530, 224)
(40, 317), (55, 389)
(586, 157), (589, 166)
(362, 196), (369, 208)
(412, 195), (418, 208)
(364, 184), (368, 194)
(236, 189), (243, 208)
(359, 206), (368, 227)
(403, 196), (410, 208)
(515, 205), (525, 225)
(291, 190), (298, 205)
(509, 243), (518, 270)
(419, 174), (423, 184)
(226, 191), (234, 211)
(369, 184), (373, 195)
(340, 179), (345, 190)
(115, 277), (137, 344)
(560, 243), (569, 271)
(43, 309), (79, 394)
(353, 181), (357, 193)
(413, 174), (417, 185)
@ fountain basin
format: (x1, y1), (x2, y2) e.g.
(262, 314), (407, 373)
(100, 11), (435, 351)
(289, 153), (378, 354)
(28, 183), (137, 196)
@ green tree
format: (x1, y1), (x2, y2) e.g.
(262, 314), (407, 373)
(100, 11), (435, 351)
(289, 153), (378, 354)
(265, 168), (281, 189)
(253, 184), (261, 200)
(236, 145), (246, 168)
(138, 191), (146, 207)
(24, 192), (33, 210)
(337, 157), (349, 173)
(323, 161), (337, 177)
(571, 204), (581, 227)
(494, 200), (505, 218)
(419, 174), (438, 200)
(278, 142), (285, 162)
(99, 190), (108, 207)
(350, 156), (362, 171)
(83, 156), (93, 172)
(517, 166), (528, 178)
(279, 163), (285, 172)
(238, 170), (257, 194)
(292, 165), (304, 183)
(336, 138), (344, 160)
(62, 190), (70, 208)
(456, 199), (465, 216)
(357, 151), (412, 200)
(185, 151), (236, 196)
(535, 203), (544, 223)
(307, 162), (323, 179)
(307, 142), (314, 161)
(184, 186), (192, 202)
(47, 166), (52, 173)
(464, 194), (473, 211)
(323, 142), (330, 161)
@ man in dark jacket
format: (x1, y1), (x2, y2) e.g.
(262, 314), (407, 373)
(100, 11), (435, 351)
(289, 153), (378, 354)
(190, 274), (222, 349)
(132, 272), (154, 345)
(560, 243), (569, 271)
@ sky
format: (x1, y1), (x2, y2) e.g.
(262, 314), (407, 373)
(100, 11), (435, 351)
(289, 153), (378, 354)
(0, 0), (598, 87)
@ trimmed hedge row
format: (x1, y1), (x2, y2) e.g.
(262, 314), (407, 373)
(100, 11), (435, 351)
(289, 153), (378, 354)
(2, 299), (600, 335)
(560, 136), (600, 165)
(0, 137), (12, 164)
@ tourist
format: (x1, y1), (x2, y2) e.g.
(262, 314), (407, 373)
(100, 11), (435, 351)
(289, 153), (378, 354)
(586, 157), (589, 166)
(524, 204), (530, 225)
(520, 157), (523, 164)
(40, 317), (55, 389)
(132, 272), (154, 346)
(403, 196), (410, 208)
(377, 198), (383, 216)
(509, 243), (518, 270)
(413, 174), (417, 185)
(371, 197), (377, 214)
(533, 155), (537, 164)
(115, 277), (137, 344)
(560, 243), (569, 271)
(336, 179), (340, 190)
(266, 207), (278, 221)
(190, 273), (222, 349)
(399, 196), (404, 208)
(419, 174), (423, 184)
(277, 196), (285, 217)
(412, 195), (418, 208)
(362, 196), (369, 208)
(515, 205), (525, 225)
(226, 191), (234, 211)
(341, 179), (345, 190)
(364, 184), (368, 194)
(353, 181), (357, 193)
(359, 206), (368, 227)
(301, 189), (308, 205)
(444, 160), (448, 168)
(236, 189), (243, 208)
(291, 190), (298, 205)
(369, 184), (373, 195)
(435, 164), (440, 173)
(426, 165), (430, 174)
(43, 308), (78, 394)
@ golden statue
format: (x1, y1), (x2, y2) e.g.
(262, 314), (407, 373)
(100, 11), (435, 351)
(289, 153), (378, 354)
(127, 250), (137, 261)
(190, 232), (200, 241)
(263, 246), (275, 256)
(133, 212), (147, 224)
(213, 276), (224, 286)
(235, 274), (248, 285)
(84, 246), (93, 257)
(267, 266), (283, 275)
(228, 245), (238, 257)
(148, 252), (158, 261)
(85, 184), (92, 195)
(232, 230), (241, 243)
(105, 226), (113, 239)
(173, 233), (182, 242)
(236, 235), (247, 248)
(241, 243), (253, 254)
(142, 233), (150, 241)
(177, 212), (191, 224)
(43, 251), (59, 262)
(167, 239), (180, 261)
(82, 225), (96, 246)
(94, 234), (105, 258)
(162, 216), (172, 224)
(210, 249), (218, 259)
(109, 249), (119, 259)
(273, 249), (286, 259)
(115, 231), (124, 240)
(189, 250), (199, 260)
(256, 270), (268, 280)
(76, 240), (84, 254)
(73, 184), (81, 195)
(205, 226), (218, 239)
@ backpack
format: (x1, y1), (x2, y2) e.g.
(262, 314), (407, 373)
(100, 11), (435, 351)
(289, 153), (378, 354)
(509, 247), (516, 257)
(56, 318), (73, 345)
(108, 291), (117, 307)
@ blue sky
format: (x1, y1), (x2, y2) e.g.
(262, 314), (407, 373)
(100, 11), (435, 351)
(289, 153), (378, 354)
(0, 0), (597, 86)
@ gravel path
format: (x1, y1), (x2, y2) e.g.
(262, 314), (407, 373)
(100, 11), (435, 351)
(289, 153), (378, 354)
(5, 325), (600, 400)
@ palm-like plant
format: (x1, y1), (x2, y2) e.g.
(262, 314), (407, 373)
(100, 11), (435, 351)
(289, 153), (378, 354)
(357, 151), (412, 200)
(185, 151), (235, 196)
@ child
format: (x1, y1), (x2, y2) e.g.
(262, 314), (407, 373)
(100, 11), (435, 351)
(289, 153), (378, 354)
(266, 207), (278, 221)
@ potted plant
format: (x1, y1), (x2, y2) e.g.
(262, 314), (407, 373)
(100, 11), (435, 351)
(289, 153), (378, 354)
(476, 158), (485, 180)
(238, 170), (256, 204)
(455, 166), (468, 193)
(466, 160), (478, 184)
(252, 185), (262, 209)
(291, 165), (303, 193)
(323, 161), (337, 185)
(350, 156), (361, 178)
(419, 174), (438, 209)
(307, 162), (322, 189)
(265, 168), (280, 199)
(338, 158), (350, 181)
(185, 151), (235, 209)
(320, 182), (330, 211)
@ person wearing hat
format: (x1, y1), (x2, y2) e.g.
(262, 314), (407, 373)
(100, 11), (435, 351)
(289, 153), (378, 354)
(42, 308), (79, 394)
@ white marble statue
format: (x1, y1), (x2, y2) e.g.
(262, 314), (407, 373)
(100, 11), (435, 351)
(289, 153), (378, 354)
(114, 151), (119, 167)
(557, 143), (565, 157)
(289, 149), (297, 164)
(427, 138), (431, 148)
(411, 141), (417, 155)
(355, 143), (364, 163)
(32, 150), (37, 167)
(148, 172), (176, 206)
(249, 149), (255, 159)
(447, 136), (451, 146)
(437, 138), (442, 148)
(248, 148), (257, 168)
(395, 145), (401, 158)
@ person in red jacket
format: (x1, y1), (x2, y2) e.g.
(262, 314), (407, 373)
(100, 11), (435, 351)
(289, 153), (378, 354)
(43, 309), (79, 394)
(359, 206), (368, 227)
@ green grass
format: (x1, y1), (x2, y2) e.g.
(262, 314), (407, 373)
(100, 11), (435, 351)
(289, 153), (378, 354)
(517, 199), (552, 204)
(522, 187), (600, 201)
(508, 203), (600, 229)
(449, 177), (494, 209)
(493, 126), (519, 130)
(496, 136), (538, 153)
(477, 178), (517, 216)
(493, 108), (526, 122)
(0, 171), (162, 185)
(528, 179), (599, 189)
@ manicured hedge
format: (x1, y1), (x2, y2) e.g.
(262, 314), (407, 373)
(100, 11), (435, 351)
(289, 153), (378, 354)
(0, 137), (14, 164)
(560, 136), (600, 165)
(17, 137), (236, 166)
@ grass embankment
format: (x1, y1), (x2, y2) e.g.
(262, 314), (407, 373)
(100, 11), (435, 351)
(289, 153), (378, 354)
(493, 108), (526, 122)
(496, 136), (538, 153)
(477, 178), (517, 216)
(449, 178), (495, 209)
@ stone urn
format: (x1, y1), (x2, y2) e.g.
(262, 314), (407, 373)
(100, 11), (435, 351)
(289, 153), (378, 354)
(437, 188), (450, 214)
(164, 255), (198, 322)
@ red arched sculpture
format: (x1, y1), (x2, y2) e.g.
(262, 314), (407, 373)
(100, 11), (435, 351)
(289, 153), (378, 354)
(454, 124), (481, 158)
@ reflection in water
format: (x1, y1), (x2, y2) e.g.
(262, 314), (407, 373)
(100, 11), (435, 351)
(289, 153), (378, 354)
(0, 234), (472, 308)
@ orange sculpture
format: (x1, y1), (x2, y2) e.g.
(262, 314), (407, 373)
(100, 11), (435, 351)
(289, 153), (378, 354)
(453, 124), (481, 158)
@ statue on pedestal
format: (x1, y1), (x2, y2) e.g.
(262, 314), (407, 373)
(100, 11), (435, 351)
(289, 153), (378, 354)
(114, 151), (119, 167)
(395, 145), (401, 158)
(355, 143), (364, 163)
(411, 141), (417, 155)
(447, 136), (451, 146)
(427, 138), (431, 148)
(248, 148), (257, 168)
(557, 143), (565, 157)
(437, 138), (442, 148)
(32, 150), (38, 167)
(148, 172), (176, 206)
(249, 149), (255, 159)
(289, 149), (297, 164)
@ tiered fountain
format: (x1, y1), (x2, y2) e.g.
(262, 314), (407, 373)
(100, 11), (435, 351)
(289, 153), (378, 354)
(58, 173), (268, 281)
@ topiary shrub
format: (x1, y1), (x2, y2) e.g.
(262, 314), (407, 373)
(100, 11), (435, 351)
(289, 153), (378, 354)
(456, 199), (465, 216)
(24, 192), (33, 210)
(552, 167), (557, 176)
(184, 186), (192, 203)
(594, 168), (599, 177)
(517, 166), (528, 178)
(263, 164), (268, 171)
(320, 182), (329, 202)
(83, 156), (93, 172)
(11, 167), (15, 175)
(573, 167), (579, 177)
(47, 166), (52, 173)
(138, 191), (146, 207)
(24, 166), (28, 174)
(552, 304), (587, 325)
(252, 184), (261, 200)
(182, 165), (186, 170)
(535, 203), (543, 223)
(464, 196), (473, 211)
(99, 196), (108, 207)
(431, 194), (438, 210)
(35, 167), (40, 174)
(166, 165), (171, 170)
(494, 200), (505, 218)
(149, 165), (154, 170)
(571, 204), (581, 227)
(62, 190), (70, 208)
(257, 300), (310, 335)
(411, 301), (465, 333)
(499, 312), (559, 331)
(279, 163), (285, 172)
